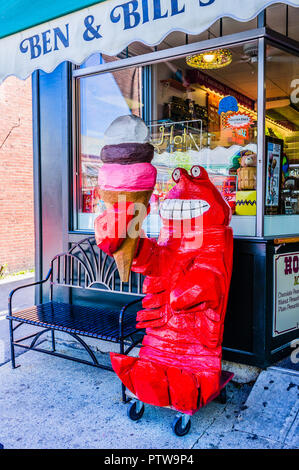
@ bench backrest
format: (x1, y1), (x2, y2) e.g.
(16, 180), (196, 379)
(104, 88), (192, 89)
(50, 237), (144, 297)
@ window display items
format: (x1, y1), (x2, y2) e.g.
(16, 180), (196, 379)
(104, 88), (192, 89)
(282, 177), (299, 215)
(265, 137), (283, 215)
(218, 96), (239, 115)
(235, 190), (257, 216)
(237, 152), (257, 191)
(95, 115), (157, 282)
(97, 164), (234, 414)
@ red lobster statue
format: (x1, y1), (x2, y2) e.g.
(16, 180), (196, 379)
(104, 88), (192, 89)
(96, 165), (233, 415)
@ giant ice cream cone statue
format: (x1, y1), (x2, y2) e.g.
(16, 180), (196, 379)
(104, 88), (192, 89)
(95, 115), (157, 282)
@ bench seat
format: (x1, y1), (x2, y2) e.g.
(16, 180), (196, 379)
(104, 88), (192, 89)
(7, 301), (139, 342)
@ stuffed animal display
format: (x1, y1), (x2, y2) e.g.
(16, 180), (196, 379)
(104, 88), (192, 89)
(237, 152), (257, 191)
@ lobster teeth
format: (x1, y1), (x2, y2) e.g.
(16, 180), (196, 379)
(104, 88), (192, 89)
(160, 198), (210, 220)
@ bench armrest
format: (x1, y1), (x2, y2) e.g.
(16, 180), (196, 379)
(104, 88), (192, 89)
(119, 297), (144, 338)
(8, 268), (52, 316)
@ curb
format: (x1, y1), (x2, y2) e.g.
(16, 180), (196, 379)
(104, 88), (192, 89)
(0, 273), (34, 286)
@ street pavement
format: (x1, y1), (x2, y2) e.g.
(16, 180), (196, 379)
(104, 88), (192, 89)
(0, 346), (298, 450)
(0, 276), (298, 450)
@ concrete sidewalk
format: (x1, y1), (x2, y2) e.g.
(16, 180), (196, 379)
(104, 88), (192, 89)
(0, 276), (298, 450)
(0, 344), (298, 449)
(0, 349), (252, 449)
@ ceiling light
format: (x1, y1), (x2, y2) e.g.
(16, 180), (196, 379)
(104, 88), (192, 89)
(186, 49), (232, 70)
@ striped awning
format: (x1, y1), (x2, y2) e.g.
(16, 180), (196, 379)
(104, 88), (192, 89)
(0, 0), (298, 83)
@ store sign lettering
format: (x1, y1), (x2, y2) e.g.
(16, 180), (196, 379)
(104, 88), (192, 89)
(225, 112), (253, 129)
(111, 0), (186, 30)
(20, 25), (70, 59)
(154, 124), (201, 152)
(285, 255), (299, 276)
(4, 0), (299, 84)
(110, 0), (215, 31)
(18, 0), (216, 59)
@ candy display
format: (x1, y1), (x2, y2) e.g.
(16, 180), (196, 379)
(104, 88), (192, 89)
(96, 161), (234, 414)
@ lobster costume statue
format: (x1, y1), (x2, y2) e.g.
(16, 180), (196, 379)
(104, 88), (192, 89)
(96, 161), (233, 415)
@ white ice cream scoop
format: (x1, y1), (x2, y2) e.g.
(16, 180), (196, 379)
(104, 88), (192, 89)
(104, 114), (150, 146)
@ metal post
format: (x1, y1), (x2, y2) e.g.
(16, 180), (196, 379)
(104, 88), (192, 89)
(256, 37), (266, 238)
(220, 18), (223, 37)
(51, 330), (56, 352)
(257, 10), (266, 28)
(32, 71), (43, 305)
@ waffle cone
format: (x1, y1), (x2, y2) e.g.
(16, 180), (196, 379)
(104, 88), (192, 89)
(99, 190), (153, 282)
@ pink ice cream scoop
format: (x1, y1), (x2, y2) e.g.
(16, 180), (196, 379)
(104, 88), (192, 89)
(98, 162), (157, 191)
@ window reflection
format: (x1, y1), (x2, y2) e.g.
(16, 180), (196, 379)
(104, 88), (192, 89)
(264, 44), (299, 235)
(78, 63), (143, 230)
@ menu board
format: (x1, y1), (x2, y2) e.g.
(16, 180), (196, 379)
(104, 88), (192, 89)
(273, 252), (299, 337)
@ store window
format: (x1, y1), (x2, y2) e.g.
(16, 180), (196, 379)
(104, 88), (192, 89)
(266, 3), (287, 35)
(75, 41), (259, 236)
(264, 43), (299, 236)
(146, 41), (259, 237)
(76, 61), (143, 230)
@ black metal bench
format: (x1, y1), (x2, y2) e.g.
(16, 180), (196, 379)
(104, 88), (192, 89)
(7, 237), (144, 401)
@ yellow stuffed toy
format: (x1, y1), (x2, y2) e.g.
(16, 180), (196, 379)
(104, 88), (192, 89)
(235, 190), (257, 216)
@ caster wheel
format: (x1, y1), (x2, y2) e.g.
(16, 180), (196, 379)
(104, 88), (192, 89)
(127, 401), (145, 421)
(172, 415), (191, 437)
(218, 387), (227, 404)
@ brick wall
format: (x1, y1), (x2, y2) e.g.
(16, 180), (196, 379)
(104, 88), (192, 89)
(0, 76), (34, 274)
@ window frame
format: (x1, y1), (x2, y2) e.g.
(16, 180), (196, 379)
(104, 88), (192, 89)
(71, 26), (299, 239)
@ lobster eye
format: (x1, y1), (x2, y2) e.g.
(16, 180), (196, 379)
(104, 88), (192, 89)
(172, 168), (181, 183)
(191, 166), (201, 178)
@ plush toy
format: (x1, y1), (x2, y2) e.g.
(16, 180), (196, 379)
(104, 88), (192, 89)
(237, 152), (257, 191)
(235, 190), (257, 216)
(96, 163), (234, 414)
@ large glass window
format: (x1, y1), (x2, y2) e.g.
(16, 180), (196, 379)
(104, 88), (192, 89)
(264, 44), (299, 236)
(76, 61), (143, 230)
(75, 41), (259, 237)
(145, 41), (258, 237)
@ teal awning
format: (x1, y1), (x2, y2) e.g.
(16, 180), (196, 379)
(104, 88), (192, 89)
(0, 0), (299, 84)
(0, 0), (108, 40)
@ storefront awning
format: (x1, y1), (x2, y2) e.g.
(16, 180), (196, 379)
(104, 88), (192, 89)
(1, 0), (299, 83)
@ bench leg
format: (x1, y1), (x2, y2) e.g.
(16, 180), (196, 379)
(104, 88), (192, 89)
(51, 329), (56, 352)
(8, 319), (19, 369)
(119, 338), (128, 403)
(122, 384), (127, 403)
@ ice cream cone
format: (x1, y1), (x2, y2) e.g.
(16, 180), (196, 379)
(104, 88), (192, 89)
(99, 189), (152, 282)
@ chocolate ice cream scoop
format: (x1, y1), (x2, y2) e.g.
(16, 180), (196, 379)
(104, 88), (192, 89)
(100, 142), (154, 164)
